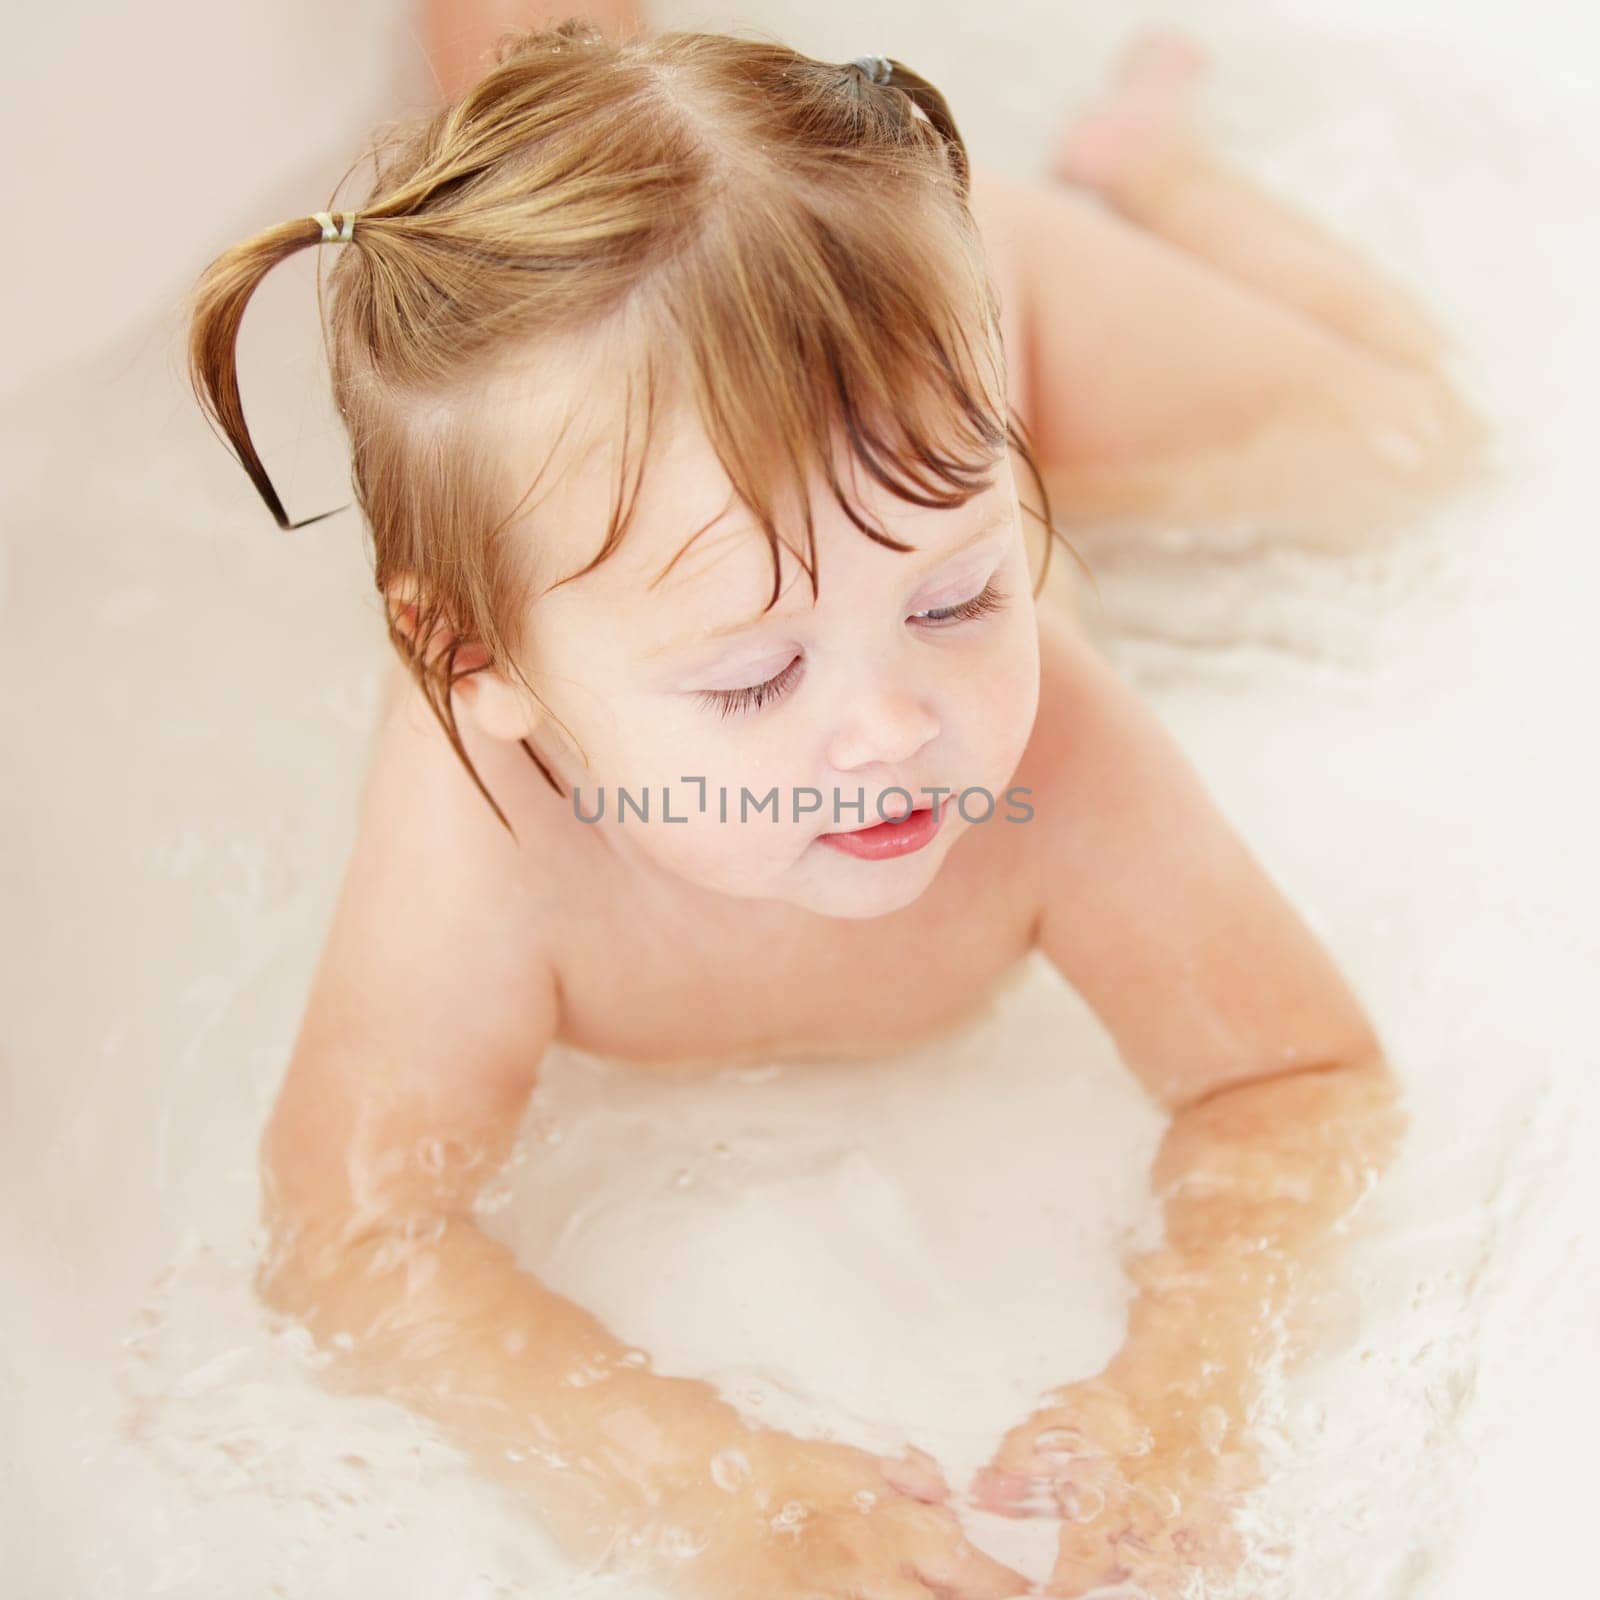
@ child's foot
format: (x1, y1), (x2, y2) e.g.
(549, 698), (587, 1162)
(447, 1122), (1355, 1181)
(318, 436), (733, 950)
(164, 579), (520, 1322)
(1052, 29), (1210, 201)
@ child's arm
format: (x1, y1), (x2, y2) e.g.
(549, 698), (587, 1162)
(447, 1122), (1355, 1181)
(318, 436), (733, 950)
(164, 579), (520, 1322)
(974, 611), (1407, 1590)
(261, 667), (1025, 1599)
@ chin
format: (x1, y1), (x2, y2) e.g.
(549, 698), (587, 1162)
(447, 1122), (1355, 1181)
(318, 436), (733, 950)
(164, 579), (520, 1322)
(785, 850), (947, 921)
(821, 887), (932, 921)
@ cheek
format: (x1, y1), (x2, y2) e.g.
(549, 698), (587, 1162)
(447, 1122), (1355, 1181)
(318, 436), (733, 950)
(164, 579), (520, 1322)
(638, 809), (804, 895)
(617, 755), (812, 864)
(966, 612), (1041, 736)
(1010, 630), (1044, 745)
(682, 721), (812, 804)
(1011, 615), (1043, 719)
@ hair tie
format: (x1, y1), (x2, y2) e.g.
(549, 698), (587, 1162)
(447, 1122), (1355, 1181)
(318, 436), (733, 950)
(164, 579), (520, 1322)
(849, 54), (892, 85)
(312, 210), (357, 243)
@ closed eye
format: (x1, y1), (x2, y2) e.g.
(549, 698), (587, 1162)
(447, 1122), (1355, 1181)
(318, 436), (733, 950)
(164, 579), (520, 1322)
(912, 578), (1008, 627)
(694, 579), (1009, 721)
(694, 654), (805, 721)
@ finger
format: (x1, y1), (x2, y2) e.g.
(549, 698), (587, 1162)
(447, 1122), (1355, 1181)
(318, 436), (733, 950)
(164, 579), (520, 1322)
(985, 1419), (1057, 1480)
(1104, 1529), (1186, 1600)
(878, 1444), (950, 1503)
(966, 1465), (1056, 1519)
(905, 1519), (1034, 1598)
(972, 1446), (1119, 1522)
(972, 1417), (1064, 1513)
(985, 1416), (1103, 1486)
(1050, 1516), (1127, 1594)
(846, 1581), (934, 1600)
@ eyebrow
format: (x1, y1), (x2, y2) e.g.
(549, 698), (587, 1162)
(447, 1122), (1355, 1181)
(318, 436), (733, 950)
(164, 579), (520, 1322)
(640, 503), (1016, 661)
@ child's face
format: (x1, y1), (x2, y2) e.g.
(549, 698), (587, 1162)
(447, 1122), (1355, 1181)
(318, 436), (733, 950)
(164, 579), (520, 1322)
(500, 406), (1042, 922)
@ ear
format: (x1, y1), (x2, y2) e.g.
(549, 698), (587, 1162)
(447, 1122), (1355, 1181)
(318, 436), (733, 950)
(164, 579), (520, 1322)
(385, 580), (544, 745)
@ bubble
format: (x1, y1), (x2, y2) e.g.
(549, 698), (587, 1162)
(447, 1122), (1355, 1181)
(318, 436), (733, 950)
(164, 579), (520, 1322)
(658, 1522), (711, 1559)
(853, 1489), (878, 1513)
(1058, 1483), (1106, 1523)
(710, 1449), (753, 1492)
(1033, 1426), (1089, 1458)
(770, 1499), (811, 1535)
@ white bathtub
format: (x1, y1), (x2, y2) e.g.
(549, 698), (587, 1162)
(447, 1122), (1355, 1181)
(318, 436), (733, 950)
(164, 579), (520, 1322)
(2, 2), (1595, 1595)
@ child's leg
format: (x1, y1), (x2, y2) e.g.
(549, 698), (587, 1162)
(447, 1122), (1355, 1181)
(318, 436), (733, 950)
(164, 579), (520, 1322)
(969, 162), (1486, 539)
(422, 0), (644, 101)
(1054, 31), (1449, 373)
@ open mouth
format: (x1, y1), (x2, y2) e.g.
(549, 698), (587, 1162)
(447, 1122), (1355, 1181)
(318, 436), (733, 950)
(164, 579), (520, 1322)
(816, 801), (941, 860)
(828, 799), (933, 834)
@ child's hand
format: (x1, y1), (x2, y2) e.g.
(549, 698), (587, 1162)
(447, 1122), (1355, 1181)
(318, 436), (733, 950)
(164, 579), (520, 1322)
(639, 1426), (1031, 1599)
(967, 1371), (1260, 1597)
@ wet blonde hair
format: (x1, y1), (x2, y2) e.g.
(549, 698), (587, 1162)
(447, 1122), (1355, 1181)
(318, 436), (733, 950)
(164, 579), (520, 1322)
(187, 21), (1072, 837)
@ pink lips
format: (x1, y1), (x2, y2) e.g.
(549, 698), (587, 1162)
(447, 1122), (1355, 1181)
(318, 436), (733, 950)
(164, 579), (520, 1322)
(816, 802), (941, 861)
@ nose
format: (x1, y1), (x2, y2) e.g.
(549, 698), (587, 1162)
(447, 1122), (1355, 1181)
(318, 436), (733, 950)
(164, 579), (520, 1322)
(826, 675), (941, 774)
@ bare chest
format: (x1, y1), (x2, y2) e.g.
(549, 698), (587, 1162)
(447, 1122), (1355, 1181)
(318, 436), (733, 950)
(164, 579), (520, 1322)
(546, 811), (1040, 1077)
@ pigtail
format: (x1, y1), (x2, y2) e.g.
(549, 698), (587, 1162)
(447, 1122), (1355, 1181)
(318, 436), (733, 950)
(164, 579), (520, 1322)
(185, 214), (359, 532)
(849, 56), (972, 201)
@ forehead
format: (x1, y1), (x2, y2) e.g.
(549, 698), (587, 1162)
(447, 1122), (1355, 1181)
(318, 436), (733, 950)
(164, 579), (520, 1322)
(525, 397), (771, 602)
(488, 322), (993, 624)
(501, 386), (827, 605)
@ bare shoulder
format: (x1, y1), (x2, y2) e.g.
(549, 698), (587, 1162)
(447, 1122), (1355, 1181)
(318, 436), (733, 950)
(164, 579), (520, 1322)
(1009, 601), (1151, 917)
(270, 662), (568, 1212)
(364, 660), (564, 886)
(1017, 593), (1382, 1102)
(1027, 595), (1207, 815)
(342, 662), (569, 1000)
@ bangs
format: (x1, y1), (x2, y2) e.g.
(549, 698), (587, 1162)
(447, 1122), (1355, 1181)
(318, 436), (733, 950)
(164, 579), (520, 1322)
(498, 162), (1015, 615)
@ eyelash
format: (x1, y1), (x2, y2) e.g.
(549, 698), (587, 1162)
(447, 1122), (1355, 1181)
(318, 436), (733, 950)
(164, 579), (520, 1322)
(693, 580), (1009, 721)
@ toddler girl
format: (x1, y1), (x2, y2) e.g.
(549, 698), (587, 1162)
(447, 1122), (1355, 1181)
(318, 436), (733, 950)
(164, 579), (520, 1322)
(186, 21), (1478, 1598)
